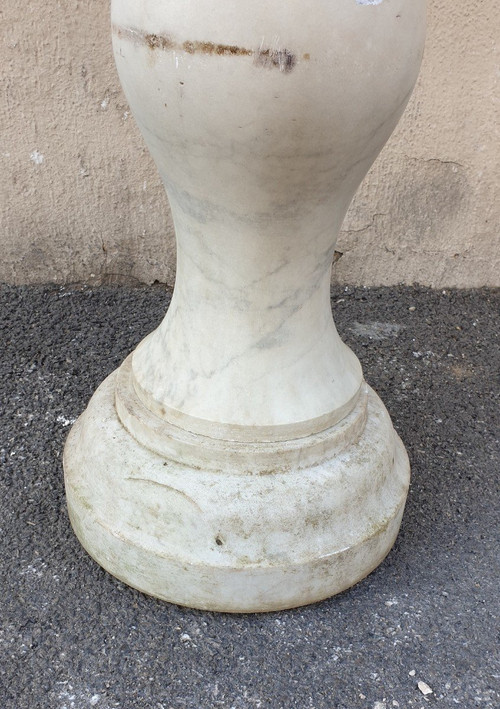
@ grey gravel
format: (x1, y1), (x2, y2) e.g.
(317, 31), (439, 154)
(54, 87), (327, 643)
(1, 284), (499, 709)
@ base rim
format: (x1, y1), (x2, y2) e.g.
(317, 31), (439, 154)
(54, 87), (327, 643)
(64, 369), (410, 612)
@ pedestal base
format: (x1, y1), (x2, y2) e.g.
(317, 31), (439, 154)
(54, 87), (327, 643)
(64, 368), (409, 612)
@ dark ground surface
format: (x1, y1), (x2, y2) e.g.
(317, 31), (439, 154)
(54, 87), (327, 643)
(0, 284), (498, 709)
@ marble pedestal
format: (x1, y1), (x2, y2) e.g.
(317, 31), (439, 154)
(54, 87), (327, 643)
(64, 0), (425, 611)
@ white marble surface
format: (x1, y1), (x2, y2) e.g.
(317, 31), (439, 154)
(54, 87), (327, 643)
(64, 0), (425, 610)
(65, 371), (410, 613)
(111, 0), (426, 437)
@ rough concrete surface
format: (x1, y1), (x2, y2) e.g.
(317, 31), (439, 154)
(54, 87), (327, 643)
(2, 1), (499, 287)
(1, 284), (499, 708)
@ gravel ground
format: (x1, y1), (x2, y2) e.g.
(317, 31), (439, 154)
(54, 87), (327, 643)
(0, 284), (498, 709)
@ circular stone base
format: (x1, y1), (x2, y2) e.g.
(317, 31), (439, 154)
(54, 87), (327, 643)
(64, 370), (410, 612)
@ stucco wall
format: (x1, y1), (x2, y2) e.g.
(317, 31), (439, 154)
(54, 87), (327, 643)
(1, 1), (498, 287)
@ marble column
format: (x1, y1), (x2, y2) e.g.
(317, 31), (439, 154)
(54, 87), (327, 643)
(64, 0), (426, 612)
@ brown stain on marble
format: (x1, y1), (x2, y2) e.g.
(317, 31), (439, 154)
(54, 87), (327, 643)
(255, 47), (296, 73)
(182, 39), (252, 57)
(145, 33), (175, 51)
(113, 24), (304, 73)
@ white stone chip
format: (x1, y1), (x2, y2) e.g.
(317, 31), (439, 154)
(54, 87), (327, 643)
(417, 680), (433, 696)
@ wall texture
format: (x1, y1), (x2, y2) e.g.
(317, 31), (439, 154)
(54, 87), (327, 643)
(1, 0), (498, 287)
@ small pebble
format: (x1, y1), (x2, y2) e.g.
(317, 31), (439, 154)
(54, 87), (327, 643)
(417, 680), (433, 696)
(409, 306), (416, 312)
(409, 670), (416, 677)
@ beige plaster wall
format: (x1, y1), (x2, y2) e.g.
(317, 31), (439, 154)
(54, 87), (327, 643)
(1, 0), (498, 287)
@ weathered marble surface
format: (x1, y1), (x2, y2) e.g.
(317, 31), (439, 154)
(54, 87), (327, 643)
(65, 370), (409, 613)
(64, 0), (425, 610)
